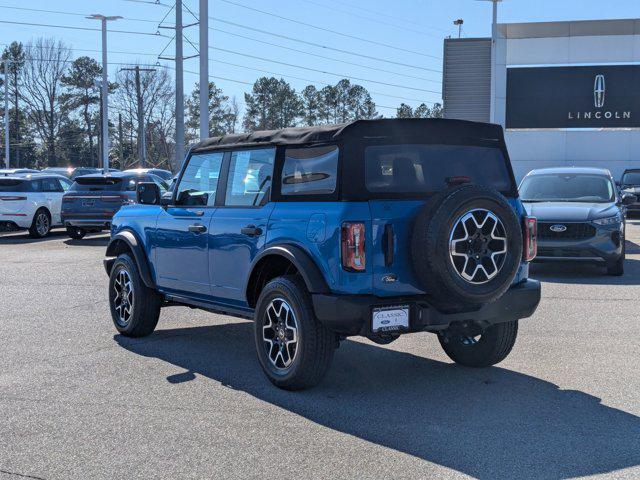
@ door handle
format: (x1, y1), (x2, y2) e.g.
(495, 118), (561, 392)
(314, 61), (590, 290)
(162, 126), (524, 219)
(188, 224), (207, 234)
(241, 225), (263, 237)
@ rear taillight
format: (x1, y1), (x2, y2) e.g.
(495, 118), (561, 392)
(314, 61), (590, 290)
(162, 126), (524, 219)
(524, 216), (537, 261)
(62, 197), (74, 203)
(0, 196), (27, 201)
(341, 222), (366, 272)
(101, 195), (133, 205)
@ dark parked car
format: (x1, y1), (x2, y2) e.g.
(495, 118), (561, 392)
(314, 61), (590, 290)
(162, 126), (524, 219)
(61, 172), (168, 239)
(0, 168), (40, 176)
(124, 168), (173, 181)
(42, 167), (102, 180)
(619, 169), (640, 217)
(520, 167), (636, 276)
(104, 119), (541, 390)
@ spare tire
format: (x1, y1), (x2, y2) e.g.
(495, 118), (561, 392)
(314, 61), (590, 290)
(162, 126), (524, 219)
(411, 184), (523, 311)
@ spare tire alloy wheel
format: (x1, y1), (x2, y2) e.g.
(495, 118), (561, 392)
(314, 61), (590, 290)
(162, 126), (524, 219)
(449, 209), (507, 284)
(113, 269), (134, 327)
(262, 297), (299, 370)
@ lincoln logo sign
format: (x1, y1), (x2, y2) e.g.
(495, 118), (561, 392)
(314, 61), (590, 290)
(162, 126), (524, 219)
(594, 74), (605, 108)
(506, 65), (640, 129)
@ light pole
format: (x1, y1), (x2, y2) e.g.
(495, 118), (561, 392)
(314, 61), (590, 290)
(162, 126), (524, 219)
(478, 0), (502, 124)
(175, 0), (185, 171)
(3, 59), (9, 168)
(199, 0), (209, 141)
(87, 14), (122, 171)
(453, 19), (464, 39)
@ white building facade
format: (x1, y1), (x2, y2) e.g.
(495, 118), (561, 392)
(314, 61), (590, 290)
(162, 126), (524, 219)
(443, 19), (640, 180)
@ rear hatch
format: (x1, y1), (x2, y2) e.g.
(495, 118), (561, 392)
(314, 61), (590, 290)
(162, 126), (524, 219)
(365, 143), (519, 296)
(62, 176), (129, 219)
(0, 178), (29, 215)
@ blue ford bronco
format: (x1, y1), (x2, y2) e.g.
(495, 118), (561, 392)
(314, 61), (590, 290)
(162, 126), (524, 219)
(104, 119), (541, 390)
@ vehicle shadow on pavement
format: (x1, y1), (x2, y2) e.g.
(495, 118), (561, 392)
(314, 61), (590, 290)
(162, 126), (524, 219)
(530, 256), (640, 285)
(63, 235), (109, 247)
(0, 230), (68, 244)
(116, 324), (640, 480)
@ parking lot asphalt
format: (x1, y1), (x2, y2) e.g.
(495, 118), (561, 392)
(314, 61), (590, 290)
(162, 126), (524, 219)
(1, 224), (640, 480)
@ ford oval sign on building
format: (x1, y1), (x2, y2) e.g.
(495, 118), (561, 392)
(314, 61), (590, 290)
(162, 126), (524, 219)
(506, 65), (640, 129)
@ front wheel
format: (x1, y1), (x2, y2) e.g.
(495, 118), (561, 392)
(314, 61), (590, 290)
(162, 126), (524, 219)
(108, 253), (161, 337)
(438, 320), (518, 367)
(254, 276), (335, 390)
(66, 226), (86, 240)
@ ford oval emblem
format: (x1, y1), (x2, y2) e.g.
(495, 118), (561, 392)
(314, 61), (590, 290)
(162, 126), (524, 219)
(550, 224), (567, 233)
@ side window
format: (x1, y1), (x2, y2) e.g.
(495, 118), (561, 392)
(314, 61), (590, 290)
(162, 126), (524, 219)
(42, 178), (63, 192)
(176, 152), (224, 206)
(30, 179), (43, 192)
(224, 148), (275, 207)
(58, 178), (72, 192)
(281, 145), (338, 196)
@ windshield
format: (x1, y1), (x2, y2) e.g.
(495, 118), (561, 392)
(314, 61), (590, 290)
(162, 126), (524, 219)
(520, 173), (614, 203)
(364, 144), (513, 194)
(622, 172), (640, 186)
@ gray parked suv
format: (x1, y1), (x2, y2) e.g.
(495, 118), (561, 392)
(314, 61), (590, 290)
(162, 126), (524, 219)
(520, 167), (636, 276)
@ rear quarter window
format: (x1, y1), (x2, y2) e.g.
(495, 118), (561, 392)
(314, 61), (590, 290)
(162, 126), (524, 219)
(0, 179), (30, 192)
(365, 144), (513, 194)
(281, 145), (338, 196)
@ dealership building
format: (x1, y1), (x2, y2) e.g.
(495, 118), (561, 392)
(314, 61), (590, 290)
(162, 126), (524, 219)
(443, 19), (640, 180)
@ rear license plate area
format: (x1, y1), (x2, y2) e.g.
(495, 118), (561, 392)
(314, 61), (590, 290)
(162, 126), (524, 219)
(372, 305), (409, 333)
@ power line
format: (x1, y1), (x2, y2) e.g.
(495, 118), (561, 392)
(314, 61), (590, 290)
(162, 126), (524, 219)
(213, 18), (442, 74)
(295, 0), (446, 38)
(0, 20), (162, 37)
(218, 0), (442, 60)
(210, 45), (441, 95)
(0, 4), (161, 25)
(211, 26), (441, 84)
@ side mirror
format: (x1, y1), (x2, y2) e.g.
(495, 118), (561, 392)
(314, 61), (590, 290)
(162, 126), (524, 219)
(622, 193), (637, 206)
(136, 182), (161, 205)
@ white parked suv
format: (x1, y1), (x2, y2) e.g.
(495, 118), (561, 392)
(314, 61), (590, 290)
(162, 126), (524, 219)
(0, 174), (73, 238)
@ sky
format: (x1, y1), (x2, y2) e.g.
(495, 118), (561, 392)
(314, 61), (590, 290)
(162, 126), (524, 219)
(1, 0), (640, 117)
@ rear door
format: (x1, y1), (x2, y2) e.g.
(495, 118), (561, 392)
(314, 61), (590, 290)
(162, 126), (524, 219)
(364, 143), (516, 296)
(154, 151), (224, 297)
(62, 177), (125, 220)
(209, 148), (276, 306)
(41, 177), (65, 224)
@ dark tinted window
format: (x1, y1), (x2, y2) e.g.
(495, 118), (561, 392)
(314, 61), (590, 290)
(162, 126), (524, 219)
(520, 174), (614, 203)
(225, 148), (275, 207)
(70, 177), (123, 192)
(365, 144), (512, 194)
(42, 177), (63, 192)
(0, 179), (30, 192)
(282, 145), (338, 196)
(622, 172), (640, 185)
(176, 152), (224, 206)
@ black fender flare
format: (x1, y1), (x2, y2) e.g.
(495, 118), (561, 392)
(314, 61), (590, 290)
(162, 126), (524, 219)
(245, 245), (330, 301)
(104, 230), (156, 289)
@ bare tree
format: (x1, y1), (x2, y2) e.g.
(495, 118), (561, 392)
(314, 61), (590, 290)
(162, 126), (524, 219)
(114, 65), (174, 168)
(21, 38), (72, 167)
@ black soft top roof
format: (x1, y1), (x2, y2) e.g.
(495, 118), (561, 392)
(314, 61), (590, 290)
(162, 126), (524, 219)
(191, 118), (505, 152)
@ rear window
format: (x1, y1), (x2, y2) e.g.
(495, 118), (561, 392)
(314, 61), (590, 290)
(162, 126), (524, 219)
(70, 177), (123, 192)
(364, 144), (513, 194)
(0, 179), (30, 192)
(281, 145), (338, 196)
(622, 172), (640, 185)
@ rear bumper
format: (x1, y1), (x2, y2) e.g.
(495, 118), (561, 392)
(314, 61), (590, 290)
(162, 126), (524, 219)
(62, 215), (113, 229)
(312, 279), (541, 336)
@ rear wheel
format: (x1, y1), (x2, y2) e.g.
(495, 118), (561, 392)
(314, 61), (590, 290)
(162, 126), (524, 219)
(254, 276), (335, 390)
(438, 320), (518, 367)
(108, 253), (161, 337)
(28, 209), (51, 238)
(66, 226), (86, 240)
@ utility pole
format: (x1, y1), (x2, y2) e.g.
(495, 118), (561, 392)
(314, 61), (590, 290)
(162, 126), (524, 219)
(199, 0), (209, 140)
(87, 14), (122, 171)
(3, 60), (9, 168)
(175, 0), (185, 171)
(118, 112), (123, 169)
(120, 65), (156, 167)
(479, 0), (502, 124)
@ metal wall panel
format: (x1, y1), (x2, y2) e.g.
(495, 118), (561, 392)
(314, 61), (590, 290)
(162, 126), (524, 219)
(443, 38), (491, 122)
